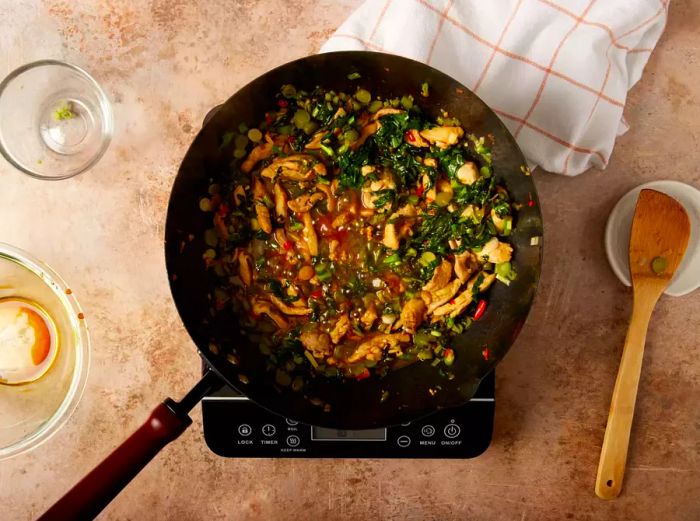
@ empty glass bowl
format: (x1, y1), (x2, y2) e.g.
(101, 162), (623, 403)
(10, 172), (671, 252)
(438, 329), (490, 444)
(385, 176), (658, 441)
(0, 60), (113, 180)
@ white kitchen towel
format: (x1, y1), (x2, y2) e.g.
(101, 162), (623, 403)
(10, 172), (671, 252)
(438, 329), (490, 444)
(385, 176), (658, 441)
(321, 0), (669, 175)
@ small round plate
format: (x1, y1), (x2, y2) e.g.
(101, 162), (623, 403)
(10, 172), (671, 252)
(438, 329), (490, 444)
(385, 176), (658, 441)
(605, 180), (700, 296)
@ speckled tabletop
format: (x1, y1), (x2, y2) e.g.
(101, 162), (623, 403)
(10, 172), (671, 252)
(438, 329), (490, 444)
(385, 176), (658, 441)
(1, 1), (699, 520)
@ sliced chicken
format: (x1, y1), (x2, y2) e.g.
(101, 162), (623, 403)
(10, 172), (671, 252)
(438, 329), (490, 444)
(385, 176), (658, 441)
(361, 171), (396, 210)
(288, 191), (325, 213)
(457, 162), (479, 185)
(241, 142), (273, 174)
(273, 183), (288, 221)
(476, 237), (513, 264)
(419, 126), (464, 149)
(491, 209), (512, 234)
(251, 297), (289, 329)
(422, 260), (453, 292)
(454, 251), (478, 282)
(400, 298), (427, 334)
(347, 333), (410, 363)
(426, 279), (463, 314)
(361, 301), (378, 330)
(300, 329), (333, 359)
(260, 154), (326, 181)
(432, 273), (496, 318)
(330, 314), (350, 344)
(300, 212), (318, 256)
(382, 222), (399, 250)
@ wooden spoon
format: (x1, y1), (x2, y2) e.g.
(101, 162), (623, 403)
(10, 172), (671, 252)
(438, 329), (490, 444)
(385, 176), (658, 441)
(595, 189), (691, 499)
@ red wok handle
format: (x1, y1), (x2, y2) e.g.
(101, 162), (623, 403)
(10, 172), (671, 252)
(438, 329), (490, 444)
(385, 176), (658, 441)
(39, 371), (220, 521)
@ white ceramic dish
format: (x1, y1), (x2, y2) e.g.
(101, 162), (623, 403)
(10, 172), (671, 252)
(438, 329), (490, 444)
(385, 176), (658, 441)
(605, 180), (700, 296)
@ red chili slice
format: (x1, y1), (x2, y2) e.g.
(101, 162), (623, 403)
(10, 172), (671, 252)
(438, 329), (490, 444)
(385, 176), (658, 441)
(481, 347), (490, 360)
(277, 99), (288, 107)
(283, 240), (293, 251)
(416, 185), (425, 197)
(310, 289), (323, 299)
(474, 299), (487, 320)
(405, 130), (416, 143)
(356, 368), (370, 381)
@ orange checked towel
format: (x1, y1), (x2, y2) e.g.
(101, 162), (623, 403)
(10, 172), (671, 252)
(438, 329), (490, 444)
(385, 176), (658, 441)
(322, 0), (669, 175)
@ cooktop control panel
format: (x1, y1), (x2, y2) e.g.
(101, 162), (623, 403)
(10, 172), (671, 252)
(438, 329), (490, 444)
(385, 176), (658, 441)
(202, 371), (494, 459)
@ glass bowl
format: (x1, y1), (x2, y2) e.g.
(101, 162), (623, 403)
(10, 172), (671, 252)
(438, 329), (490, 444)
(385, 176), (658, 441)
(0, 60), (113, 180)
(0, 243), (90, 459)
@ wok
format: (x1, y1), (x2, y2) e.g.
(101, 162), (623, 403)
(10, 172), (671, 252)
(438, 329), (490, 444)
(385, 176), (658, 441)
(40, 51), (542, 520)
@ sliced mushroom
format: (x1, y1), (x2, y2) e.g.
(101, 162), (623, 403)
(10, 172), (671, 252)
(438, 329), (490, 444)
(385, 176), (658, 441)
(236, 250), (254, 286)
(371, 108), (404, 120)
(241, 142), (273, 174)
(405, 129), (429, 147)
(273, 183), (288, 221)
(268, 294), (312, 316)
(476, 237), (512, 264)
(316, 183), (336, 212)
(233, 185), (246, 207)
(351, 121), (378, 150)
(400, 298), (427, 334)
(422, 260), (453, 292)
(288, 191), (325, 213)
(330, 314), (350, 344)
(260, 154), (326, 181)
(255, 203), (272, 234)
(419, 126), (464, 149)
(300, 329), (333, 359)
(300, 212), (318, 256)
(457, 162), (479, 185)
(432, 273), (496, 318)
(347, 333), (410, 363)
(305, 131), (325, 150)
(251, 297), (289, 329)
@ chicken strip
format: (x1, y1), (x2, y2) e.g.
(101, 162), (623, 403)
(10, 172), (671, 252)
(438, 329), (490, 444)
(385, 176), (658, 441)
(422, 260), (453, 292)
(432, 273), (496, 319)
(347, 333), (410, 363)
(400, 298), (427, 334)
(330, 314), (350, 344)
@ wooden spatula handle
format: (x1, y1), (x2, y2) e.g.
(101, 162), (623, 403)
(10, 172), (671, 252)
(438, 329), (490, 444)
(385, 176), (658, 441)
(595, 287), (659, 499)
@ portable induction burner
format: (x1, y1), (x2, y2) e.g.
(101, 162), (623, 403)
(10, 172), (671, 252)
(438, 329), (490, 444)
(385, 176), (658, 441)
(202, 370), (494, 458)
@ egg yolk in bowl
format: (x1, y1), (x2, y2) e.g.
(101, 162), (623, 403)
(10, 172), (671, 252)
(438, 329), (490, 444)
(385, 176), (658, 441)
(0, 298), (58, 385)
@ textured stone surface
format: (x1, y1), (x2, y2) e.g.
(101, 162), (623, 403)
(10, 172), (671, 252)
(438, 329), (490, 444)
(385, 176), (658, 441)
(1, 1), (699, 520)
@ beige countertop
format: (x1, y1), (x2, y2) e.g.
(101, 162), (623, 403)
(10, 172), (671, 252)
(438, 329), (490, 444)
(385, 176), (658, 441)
(1, 1), (699, 520)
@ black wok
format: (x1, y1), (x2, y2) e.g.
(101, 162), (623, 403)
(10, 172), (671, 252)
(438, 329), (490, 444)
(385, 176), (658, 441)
(40, 51), (542, 520)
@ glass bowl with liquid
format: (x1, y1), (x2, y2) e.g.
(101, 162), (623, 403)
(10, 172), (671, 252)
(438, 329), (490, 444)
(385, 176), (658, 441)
(0, 243), (90, 459)
(0, 60), (113, 180)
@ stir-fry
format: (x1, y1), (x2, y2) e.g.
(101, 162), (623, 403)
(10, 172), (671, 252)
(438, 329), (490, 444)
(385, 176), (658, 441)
(200, 83), (517, 385)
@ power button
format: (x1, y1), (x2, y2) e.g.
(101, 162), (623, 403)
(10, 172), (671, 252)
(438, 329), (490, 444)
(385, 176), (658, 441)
(444, 423), (461, 439)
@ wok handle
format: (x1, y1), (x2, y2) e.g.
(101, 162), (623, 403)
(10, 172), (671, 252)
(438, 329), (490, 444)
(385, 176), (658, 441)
(38, 399), (191, 521)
